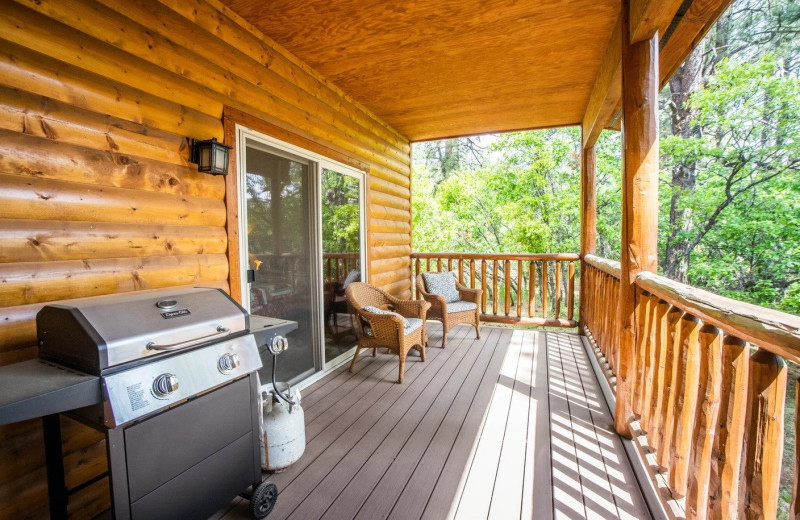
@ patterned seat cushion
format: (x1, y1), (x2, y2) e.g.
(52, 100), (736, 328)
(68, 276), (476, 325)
(446, 300), (477, 314)
(403, 318), (423, 335)
(422, 272), (460, 303)
(362, 305), (419, 337)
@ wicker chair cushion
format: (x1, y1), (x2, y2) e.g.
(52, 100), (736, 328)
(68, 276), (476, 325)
(341, 269), (361, 289)
(403, 318), (423, 335)
(422, 272), (460, 303)
(361, 305), (418, 337)
(446, 301), (478, 313)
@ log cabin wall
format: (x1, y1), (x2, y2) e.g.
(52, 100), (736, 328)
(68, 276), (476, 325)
(0, 0), (412, 517)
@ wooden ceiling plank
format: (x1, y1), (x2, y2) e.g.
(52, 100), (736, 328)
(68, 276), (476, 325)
(582, 16), (622, 149)
(630, 0), (685, 43)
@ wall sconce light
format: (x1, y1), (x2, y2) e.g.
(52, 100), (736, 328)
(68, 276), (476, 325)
(191, 137), (231, 176)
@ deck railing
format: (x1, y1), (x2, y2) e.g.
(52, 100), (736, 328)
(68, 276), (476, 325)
(410, 252), (579, 327)
(323, 252), (359, 284)
(583, 253), (800, 520)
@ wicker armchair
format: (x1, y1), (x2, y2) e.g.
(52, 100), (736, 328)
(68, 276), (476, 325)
(345, 282), (431, 383)
(416, 273), (481, 348)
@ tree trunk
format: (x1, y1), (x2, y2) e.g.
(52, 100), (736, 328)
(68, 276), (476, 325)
(663, 46), (703, 282)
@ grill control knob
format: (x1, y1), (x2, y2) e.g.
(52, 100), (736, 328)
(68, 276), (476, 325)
(268, 336), (289, 355)
(218, 353), (240, 373)
(152, 373), (179, 397)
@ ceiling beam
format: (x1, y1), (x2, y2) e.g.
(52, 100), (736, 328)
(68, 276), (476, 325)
(659, 0), (734, 86)
(630, 0), (685, 42)
(581, 17), (622, 149)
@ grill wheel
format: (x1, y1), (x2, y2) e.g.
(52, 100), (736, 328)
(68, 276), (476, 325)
(250, 481), (278, 519)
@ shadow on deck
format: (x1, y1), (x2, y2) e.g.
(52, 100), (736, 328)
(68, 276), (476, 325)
(213, 323), (649, 520)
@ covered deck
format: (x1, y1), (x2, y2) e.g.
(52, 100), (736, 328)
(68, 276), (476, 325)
(214, 323), (649, 520)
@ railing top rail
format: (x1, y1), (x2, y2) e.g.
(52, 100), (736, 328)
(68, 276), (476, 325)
(584, 254), (622, 278)
(637, 270), (800, 364)
(411, 252), (580, 261)
(322, 252), (360, 258)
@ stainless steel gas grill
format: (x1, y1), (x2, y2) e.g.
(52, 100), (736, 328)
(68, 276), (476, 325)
(0, 287), (297, 520)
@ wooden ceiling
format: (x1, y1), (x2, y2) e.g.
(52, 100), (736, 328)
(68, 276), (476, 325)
(218, 0), (730, 143)
(219, 0), (620, 141)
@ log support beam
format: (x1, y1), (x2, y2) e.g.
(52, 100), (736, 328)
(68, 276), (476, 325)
(579, 135), (597, 334)
(616, 0), (660, 437)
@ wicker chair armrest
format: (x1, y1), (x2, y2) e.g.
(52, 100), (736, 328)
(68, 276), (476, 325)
(455, 281), (482, 304)
(394, 299), (431, 319)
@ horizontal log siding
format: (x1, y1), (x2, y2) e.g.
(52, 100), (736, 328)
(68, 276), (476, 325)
(0, 0), (412, 517)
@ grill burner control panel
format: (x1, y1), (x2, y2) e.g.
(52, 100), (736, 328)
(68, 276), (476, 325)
(103, 334), (261, 427)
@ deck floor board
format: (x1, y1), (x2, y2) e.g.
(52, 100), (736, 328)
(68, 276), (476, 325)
(216, 324), (648, 520)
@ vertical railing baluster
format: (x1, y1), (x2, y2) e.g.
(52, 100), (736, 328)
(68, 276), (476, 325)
(656, 307), (683, 470)
(480, 260), (487, 314)
(542, 261), (549, 320)
(458, 259), (463, 285)
(685, 324), (722, 520)
(415, 257), (421, 299)
(708, 335), (748, 520)
(668, 313), (701, 498)
(790, 378), (800, 520)
(437, 258), (442, 272)
(742, 348), (787, 520)
(528, 261), (535, 318)
(567, 262), (575, 321)
(640, 294), (661, 435)
(555, 261), (562, 319)
(504, 260), (511, 316)
(632, 289), (652, 419)
(517, 260), (523, 317)
(492, 260), (498, 317)
(469, 259), (476, 289)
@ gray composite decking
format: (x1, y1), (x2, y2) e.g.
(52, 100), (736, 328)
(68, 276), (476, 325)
(213, 323), (650, 520)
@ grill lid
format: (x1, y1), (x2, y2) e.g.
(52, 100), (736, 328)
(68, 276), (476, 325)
(37, 288), (248, 373)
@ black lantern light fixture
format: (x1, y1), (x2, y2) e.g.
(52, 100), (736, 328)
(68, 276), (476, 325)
(191, 137), (232, 176)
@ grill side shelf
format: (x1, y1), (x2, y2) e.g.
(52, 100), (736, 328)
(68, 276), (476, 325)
(0, 359), (101, 426)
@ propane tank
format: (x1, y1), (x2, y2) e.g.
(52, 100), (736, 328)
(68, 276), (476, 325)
(260, 384), (305, 471)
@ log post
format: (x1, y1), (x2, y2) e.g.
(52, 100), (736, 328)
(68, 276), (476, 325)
(742, 349), (787, 520)
(616, 0), (660, 437)
(579, 135), (597, 334)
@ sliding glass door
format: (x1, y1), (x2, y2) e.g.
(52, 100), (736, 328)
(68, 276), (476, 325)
(321, 168), (363, 364)
(241, 138), (317, 383)
(238, 127), (365, 386)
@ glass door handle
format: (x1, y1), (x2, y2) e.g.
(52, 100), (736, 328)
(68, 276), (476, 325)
(246, 269), (256, 283)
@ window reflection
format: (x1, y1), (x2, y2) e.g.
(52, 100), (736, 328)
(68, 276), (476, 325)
(321, 169), (362, 362)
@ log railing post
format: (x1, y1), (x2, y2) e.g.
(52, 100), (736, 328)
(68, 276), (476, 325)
(742, 349), (787, 520)
(579, 133), (597, 334)
(616, 0), (660, 436)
